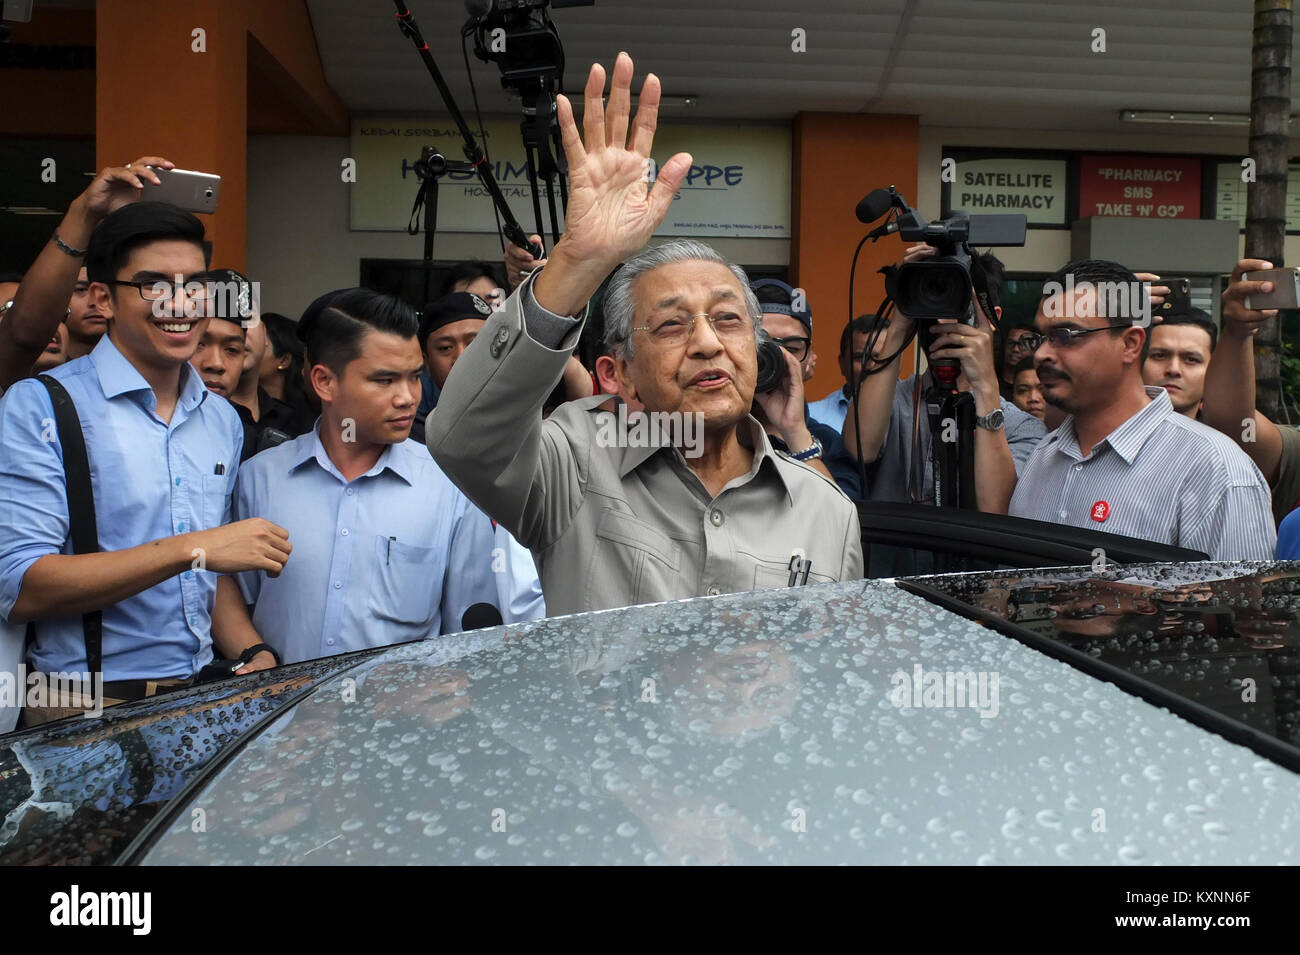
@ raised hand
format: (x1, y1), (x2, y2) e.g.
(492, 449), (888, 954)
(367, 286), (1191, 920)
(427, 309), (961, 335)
(1221, 258), (1279, 337)
(534, 53), (692, 316)
(78, 156), (173, 221)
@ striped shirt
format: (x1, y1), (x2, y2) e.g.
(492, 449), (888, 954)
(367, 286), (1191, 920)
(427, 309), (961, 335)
(1009, 387), (1275, 560)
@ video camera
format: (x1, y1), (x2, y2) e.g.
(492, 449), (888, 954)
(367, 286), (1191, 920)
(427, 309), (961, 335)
(466, 0), (592, 92)
(858, 186), (1026, 324)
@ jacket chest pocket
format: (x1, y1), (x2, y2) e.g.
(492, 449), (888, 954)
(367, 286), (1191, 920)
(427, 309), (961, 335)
(368, 536), (444, 625)
(588, 509), (684, 605)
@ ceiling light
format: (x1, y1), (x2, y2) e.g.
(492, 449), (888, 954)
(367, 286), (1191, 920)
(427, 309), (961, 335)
(1119, 109), (1295, 127)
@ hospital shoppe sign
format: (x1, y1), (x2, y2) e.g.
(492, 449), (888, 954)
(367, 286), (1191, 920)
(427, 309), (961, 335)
(350, 117), (791, 238)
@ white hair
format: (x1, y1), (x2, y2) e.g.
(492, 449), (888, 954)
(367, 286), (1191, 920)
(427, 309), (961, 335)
(601, 239), (763, 359)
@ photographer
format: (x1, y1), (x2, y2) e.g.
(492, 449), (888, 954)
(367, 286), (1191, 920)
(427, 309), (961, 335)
(426, 54), (862, 615)
(748, 279), (861, 497)
(842, 245), (1044, 514)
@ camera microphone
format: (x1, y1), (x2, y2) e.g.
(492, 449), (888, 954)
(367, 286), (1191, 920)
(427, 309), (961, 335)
(855, 188), (894, 224)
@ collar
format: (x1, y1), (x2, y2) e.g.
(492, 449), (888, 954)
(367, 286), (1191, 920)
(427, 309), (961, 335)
(90, 334), (208, 412)
(1051, 386), (1172, 464)
(593, 399), (794, 504)
(289, 421), (415, 485)
(1105, 386), (1174, 463)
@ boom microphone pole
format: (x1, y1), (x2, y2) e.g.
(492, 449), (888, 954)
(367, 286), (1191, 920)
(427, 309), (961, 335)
(391, 0), (544, 261)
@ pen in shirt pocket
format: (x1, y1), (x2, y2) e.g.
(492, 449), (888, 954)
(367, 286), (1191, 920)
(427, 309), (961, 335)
(214, 462), (225, 475)
(787, 555), (812, 587)
(387, 536), (395, 564)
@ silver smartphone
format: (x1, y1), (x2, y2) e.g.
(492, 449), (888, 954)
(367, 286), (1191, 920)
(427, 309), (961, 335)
(139, 167), (221, 214)
(1244, 267), (1300, 310)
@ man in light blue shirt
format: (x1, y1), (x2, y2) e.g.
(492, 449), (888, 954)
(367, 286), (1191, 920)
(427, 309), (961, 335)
(807, 314), (882, 434)
(0, 200), (290, 725)
(234, 288), (509, 665)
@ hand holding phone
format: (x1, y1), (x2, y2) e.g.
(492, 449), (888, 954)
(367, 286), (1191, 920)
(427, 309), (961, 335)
(139, 167), (221, 214)
(1243, 267), (1300, 310)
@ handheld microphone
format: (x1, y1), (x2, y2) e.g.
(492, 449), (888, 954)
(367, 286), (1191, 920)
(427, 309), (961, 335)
(464, 0), (493, 17)
(461, 602), (504, 631)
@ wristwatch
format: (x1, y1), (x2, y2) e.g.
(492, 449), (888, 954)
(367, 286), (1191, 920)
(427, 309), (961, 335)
(974, 408), (1005, 431)
(238, 642), (281, 667)
(790, 435), (823, 461)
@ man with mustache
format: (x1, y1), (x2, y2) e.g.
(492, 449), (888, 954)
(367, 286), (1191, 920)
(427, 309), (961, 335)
(65, 267), (109, 361)
(426, 53), (862, 614)
(1008, 259), (1273, 560)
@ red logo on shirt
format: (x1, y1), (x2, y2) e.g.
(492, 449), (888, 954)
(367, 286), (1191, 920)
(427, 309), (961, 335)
(1091, 501), (1110, 523)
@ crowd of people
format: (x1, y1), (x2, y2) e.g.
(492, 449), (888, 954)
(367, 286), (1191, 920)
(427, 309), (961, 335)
(0, 54), (1296, 727)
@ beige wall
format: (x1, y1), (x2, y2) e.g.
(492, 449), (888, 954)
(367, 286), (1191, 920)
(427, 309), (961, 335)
(246, 134), (789, 318)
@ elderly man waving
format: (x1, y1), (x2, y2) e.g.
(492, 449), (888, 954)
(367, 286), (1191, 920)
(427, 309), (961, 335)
(427, 53), (862, 615)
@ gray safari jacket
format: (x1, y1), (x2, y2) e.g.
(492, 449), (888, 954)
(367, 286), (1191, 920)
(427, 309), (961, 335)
(425, 273), (864, 617)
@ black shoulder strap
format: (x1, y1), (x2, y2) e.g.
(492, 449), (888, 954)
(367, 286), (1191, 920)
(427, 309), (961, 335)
(34, 374), (103, 679)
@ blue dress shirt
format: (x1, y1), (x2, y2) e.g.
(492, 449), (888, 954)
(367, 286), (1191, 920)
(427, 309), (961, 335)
(0, 335), (243, 680)
(234, 427), (505, 664)
(807, 386), (850, 434)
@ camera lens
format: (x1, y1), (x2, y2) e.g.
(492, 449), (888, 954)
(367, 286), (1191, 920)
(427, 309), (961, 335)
(754, 340), (788, 393)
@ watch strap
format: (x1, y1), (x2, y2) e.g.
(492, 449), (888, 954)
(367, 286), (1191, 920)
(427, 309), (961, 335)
(239, 642), (281, 666)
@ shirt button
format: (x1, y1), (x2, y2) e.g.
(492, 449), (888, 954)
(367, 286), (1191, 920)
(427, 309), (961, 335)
(174, 477), (181, 487)
(327, 638), (335, 646)
(346, 488), (355, 496)
(333, 581), (342, 590)
(709, 509), (724, 527)
(184, 571), (193, 579)
(1059, 510), (1067, 518)
(707, 586), (722, 596)
(1073, 464), (1082, 472)
(341, 529), (349, 536)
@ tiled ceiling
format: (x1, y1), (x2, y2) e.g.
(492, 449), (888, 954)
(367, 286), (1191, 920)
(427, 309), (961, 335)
(306, 0), (1292, 134)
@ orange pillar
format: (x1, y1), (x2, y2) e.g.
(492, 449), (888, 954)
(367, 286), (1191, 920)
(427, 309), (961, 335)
(792, 113), (919, 397)
(96, 1), (248, 270)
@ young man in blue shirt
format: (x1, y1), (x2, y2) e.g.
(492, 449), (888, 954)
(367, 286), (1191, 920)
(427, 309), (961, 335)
(234, 288), (512, 665)
(0, 200), (291, 725)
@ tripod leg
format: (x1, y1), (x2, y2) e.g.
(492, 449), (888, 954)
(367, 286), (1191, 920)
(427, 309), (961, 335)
(956, 392), (977, 510)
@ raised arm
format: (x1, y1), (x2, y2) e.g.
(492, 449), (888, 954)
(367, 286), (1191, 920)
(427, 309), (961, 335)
(0, 157), (172, 390)
(1201, 258), (1283, 482)
(426, 53), (690, 546)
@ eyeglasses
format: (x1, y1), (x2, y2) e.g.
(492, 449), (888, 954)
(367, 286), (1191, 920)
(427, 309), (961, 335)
(105, 277), (218, 303)
(770, 335), (811, 361)
(1019, 324), (1133, 351)
(631, 310), (753, 347)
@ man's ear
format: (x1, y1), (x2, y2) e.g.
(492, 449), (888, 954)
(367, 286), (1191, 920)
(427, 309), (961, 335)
(613, 353), (639, 402)
(88, 282), (113, 316)
(309, 362), (337, 403)
(1122, 326), (1147, 364)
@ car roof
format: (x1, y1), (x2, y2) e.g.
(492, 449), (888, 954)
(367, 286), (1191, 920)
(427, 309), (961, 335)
(134, 573), (1300, 865)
